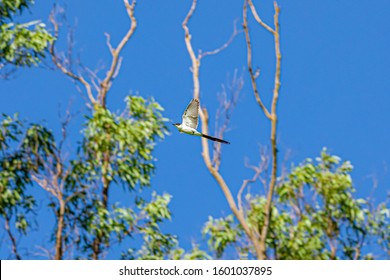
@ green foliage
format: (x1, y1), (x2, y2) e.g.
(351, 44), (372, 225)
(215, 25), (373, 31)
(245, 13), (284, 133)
(172, 244), (211, 260)
(368, 202), (390, 257)
(129, 193), (176, 259)
(0, 114), (35, 235)
(1, 113), (60, 242)
(0, 0), (53, 74)
(0, 0), (32, 20)
(202, 215), (242, 258)
(78, 96), (168, 189)
(115, 194), (210, 260)
(271, 149), (367, 259)
(204, 149), (390, 259)
(22, 124), (57, 168)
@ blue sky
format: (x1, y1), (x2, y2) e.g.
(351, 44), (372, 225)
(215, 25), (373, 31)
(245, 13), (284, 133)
(1, 0), (389, 259)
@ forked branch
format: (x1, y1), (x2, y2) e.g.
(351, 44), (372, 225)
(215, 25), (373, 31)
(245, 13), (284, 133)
(49, 8), (96, 105)
(49, 0), (137, 108)
(243, 1), (271, 120)
(99, 0), (137, 107)
(182, 0), (262, 259)
(244, 0), (282, 259)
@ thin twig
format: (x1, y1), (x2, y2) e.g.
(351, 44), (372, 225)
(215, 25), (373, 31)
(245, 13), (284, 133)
(238, 161), (262, 213)
(200, 20), (241, 59)
(104, 33), (115, 54)
(213, 72), (242, 170)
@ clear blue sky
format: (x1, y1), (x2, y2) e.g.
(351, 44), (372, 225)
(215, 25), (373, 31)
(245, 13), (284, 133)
(1, 0), (389, 259)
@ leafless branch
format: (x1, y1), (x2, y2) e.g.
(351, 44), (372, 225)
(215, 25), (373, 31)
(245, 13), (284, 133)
(238, 149), (270, 213)
(31, 174), (57, 197)
(243, 0), (271, 120)
(99, 0), (137, 107)
(354, 230), (366, 260)
(0, 65), (17, 80)
(34, 245), (54, 260)
(200, 20), (242, 59)
(84, 67), (103, 93)
(104, 33), (115, 54)
(49, 7), (96, 105)
(259, 1), (282, 259)
(238, 160), (265, 213)
(248, 0), (275, 34)
(57, 99), (78, 154)
(65, 16), (77, 73)
(4, 216), (21, 259)
(213, 71), (243, 170)
(182, 0), (200, 100)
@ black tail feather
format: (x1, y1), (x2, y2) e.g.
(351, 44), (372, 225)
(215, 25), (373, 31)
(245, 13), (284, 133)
(201, 134), (230, 144)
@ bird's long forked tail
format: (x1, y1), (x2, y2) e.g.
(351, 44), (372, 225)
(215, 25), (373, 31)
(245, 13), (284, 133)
(201, 133), (230, 144)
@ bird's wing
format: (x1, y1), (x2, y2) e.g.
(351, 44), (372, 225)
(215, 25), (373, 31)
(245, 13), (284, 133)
(182, 99), (199, 129)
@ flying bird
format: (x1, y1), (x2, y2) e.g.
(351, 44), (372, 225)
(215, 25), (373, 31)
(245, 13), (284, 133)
(173, 99), (230, 144)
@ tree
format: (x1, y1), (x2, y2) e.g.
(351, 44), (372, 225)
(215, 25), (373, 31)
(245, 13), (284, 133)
(1, 0), (207, 260)
(181, 0), (389, 259)
(203, 149), (390, 259)
(44, 0), (184, 260)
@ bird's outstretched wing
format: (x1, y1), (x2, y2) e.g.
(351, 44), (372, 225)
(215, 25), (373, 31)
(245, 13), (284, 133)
(182, 99), (199, 129)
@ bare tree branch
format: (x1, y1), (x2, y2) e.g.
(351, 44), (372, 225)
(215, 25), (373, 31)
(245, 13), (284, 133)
(238, 159), (266, 214)
(213, 72), (243, 170)
(200, 20), (241, 59)
(259, 1), (282, 260)
(4, 216), (21, 260)
(243, 1), (271, 120)
(104, 33), (115, 55)
(248, 0), (275, 34)
(49, 7), (96, 106)
(182, 0), (200, 100)
(34, 245), (54, 260)
(99, 0), (137, 107)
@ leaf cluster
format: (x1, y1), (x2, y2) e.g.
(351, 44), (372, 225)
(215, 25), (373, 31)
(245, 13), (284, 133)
(0, 0), (53, 75)
(203, 149), (390, 259)
(0, 114), (50, 235)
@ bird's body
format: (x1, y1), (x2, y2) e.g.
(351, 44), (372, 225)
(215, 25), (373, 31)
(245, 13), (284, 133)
(173, 99), (230, 144)
(174, 123), (202, 136)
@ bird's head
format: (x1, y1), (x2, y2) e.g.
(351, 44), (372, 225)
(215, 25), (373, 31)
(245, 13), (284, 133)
(172, 123), (181, 127)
